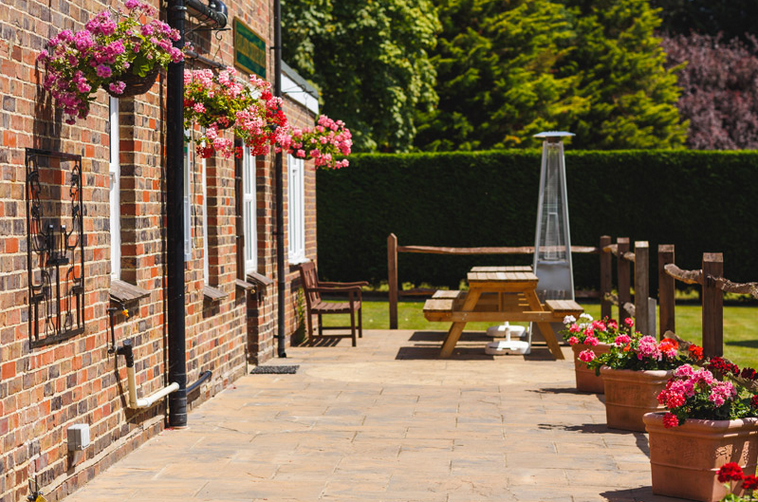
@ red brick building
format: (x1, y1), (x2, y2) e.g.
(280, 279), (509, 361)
(0, 0), (319, 500)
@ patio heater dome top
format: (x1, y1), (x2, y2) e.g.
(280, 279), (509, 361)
(534, 131), (575, 140)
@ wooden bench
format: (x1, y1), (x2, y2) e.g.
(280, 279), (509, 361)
(423, 292), (583, 324)
(544, 299), (584, 319)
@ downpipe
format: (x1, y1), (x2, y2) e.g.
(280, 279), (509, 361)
(117, 341), (180, 409)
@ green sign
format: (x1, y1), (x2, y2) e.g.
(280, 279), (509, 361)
(234, 18), (266, 78)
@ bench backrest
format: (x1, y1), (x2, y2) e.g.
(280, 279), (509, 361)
(298, 261), (321, 308)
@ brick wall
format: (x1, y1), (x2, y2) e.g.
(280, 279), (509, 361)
(0, 0), (318, 500)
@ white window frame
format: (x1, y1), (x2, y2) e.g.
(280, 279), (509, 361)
(183, 139), (192, 262)
(287, 155), (306, 264)
(109, 97), (121, 279)
(201, 154), (209, 282)
(242, 147), (258, 274)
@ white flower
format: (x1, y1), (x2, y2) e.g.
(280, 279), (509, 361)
(563, 315), (576, 325)
(579, 313), (593, 321)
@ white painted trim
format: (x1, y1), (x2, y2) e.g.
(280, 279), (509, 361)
(242, 147), (257, 274)
(287, 155), (306, 264)
(109, 97), (121, 280)
(183, 139), (192, 262)
(201, 155), (209, 282)
(282, 73), (319, 115)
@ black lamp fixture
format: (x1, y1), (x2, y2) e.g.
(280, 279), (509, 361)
(185, 0), (228, 29)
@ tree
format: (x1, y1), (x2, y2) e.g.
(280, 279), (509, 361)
(563, 0), (687, 149)
(415, 0), (687, 150)
(662, 33), (758, 150)
(414, 0), (588, 151)
(281, 0), (440, 152)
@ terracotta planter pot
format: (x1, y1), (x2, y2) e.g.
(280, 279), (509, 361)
(644, 412), (758, 502)
(571, 342), (611, 393)
(600, 367), (670, 432)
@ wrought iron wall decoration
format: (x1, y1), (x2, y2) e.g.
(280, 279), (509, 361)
(25, 148), (85, 348)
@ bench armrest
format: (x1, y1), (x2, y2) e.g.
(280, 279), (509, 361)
(310, 285), (363, 294)
(318, 281), (369, 288)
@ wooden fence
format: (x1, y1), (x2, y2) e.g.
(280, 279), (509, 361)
(389, 233), (758, 357)
(387, 233), (601, 329)
(599, 237), (758, 357)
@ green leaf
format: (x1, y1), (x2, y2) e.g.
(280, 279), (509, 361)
(132, 53), (154, 78)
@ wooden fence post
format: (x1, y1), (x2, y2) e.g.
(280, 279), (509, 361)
(617, 237), (631, 321)
(634, 241), (650, 335)
(658, 244), (675, 336)
(388, 233), (398, 329)
(702, 253), (724, 358)
(600, 235), (612, 319)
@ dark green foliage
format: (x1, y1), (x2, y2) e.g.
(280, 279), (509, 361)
(317, 151), (758, 291)
(281, 0), (440, 152)
(650, 0), (755, 43)
(416, 0), (687, 151)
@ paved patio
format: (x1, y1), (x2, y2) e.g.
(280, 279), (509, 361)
(63, 329), (683, 502)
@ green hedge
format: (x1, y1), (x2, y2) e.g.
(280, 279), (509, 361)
(316, 150), (758, 292)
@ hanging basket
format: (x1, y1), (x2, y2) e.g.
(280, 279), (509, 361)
(103, 68), (160, 98)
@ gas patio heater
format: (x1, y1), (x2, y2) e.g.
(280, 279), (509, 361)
(531, 131), (575, 343)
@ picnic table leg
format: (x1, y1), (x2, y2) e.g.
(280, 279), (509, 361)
(440, 289), (482, 358)
(524, 292), (565, 360)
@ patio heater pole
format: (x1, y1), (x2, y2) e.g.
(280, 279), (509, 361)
(531, 131), (575, 342)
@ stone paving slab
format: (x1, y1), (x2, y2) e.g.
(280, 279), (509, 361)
(63, 329), (685, 502)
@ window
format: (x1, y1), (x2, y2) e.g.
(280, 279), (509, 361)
(109, 97), (120, 279)
(242, 147), (257, 274)
(183, 140), (192, 262)
(201, 153), (209, 281)
(287, 155), (306, 263)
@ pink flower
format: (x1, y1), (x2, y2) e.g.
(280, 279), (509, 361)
(662, 413), (679, 428)
(578, 350), (595, 363)
(673, 364), (695, 378)
(569, 324), (581, 333)
(567, 336), (579, 345)
(125, 0), (141, 9)
(624, 317), (634, 327)
(73, 30), (94, 51)
(108, 81), (126, 94)
(584, 335), (599, 346)
(614, 334), (631, 346)
(96, 64), (112, 78)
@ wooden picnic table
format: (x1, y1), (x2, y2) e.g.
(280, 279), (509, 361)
(423, 267), (583, 359)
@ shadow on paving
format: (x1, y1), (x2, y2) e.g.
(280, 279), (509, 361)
(400, 331), (561, 361)
(529, 386), (604, 396)
(395, 346), (496, 360)
(539, 422), (651, 457)
(600, 486), (685, 501)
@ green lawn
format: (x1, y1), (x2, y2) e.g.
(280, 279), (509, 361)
(324, 299), (758, 368)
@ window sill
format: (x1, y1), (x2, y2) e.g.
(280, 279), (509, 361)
(203, 284), (228, 302)
(110, 279), (150, 305)
(235, 279), (256, 293)
(288, 255), (309, 266)
(247, 271), (274, 288)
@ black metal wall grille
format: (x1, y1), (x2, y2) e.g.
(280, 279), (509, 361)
(25, 148), (85, 348)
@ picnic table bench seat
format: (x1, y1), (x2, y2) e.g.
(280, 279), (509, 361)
(423, 291), (583, 324)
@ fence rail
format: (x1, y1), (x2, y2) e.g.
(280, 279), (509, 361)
(387, 233), (601, 329)
(389, 233), (756, 358)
